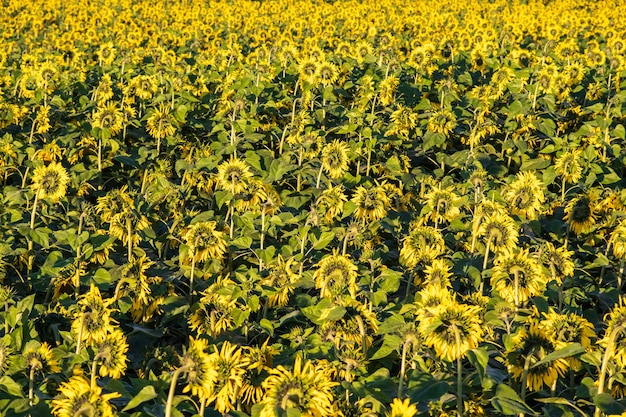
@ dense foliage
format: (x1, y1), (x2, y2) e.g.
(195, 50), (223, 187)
(1, 0), (626, 416)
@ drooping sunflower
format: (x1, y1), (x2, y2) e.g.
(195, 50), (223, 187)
(24, 341), (62, 375)
(421, 258), (453, 288)
(400, 224), (445, 269)
(378, 75), (400, 106)
(351, 184), (390, 223)
(418, 301), (484, 362)
(146, 104), (176, 140)
(259, 255), (300, 307)
(541, 242), (575, 284)
(386, 398), (417, 417)
(72, 285), (116, 348)
(31, 162), (70, 202)
(600, 300), (626, 369)
(51, 375), (120, 417)
(477, 212), (519, 254)
(507, 322), (568, 392)
(424, 184), (462, 226)
(415, 284), (455, 313)
(183, 221), (228, 264)
(554, 149), (583, 185)
(216, 156), (254, 195)
(93, 328), (129, 379)
(259, 355), (338, 417)
(321, 139), (350, 180)
(315, 61), (339, 87)
(564, 191), (598, 235)
(179, 337), (218, 401)
(207, 341), (251, 413)
(0, 338), (12, 377)
(241, 340), (280, 406)
(316, 184), (347, 224)
(91, 102), (123, 136)
(426, 109), (457, 137)
(611, 221), (626, 259)
(539, 309), (595, 369)
(504, 171), (545, 220)
(314, 253), (359, 299)
(491, 248), (545, 306)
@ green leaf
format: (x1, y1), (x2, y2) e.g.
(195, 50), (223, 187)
(406, 371), (449, 403)
(0, 376), (24, 397)
(370, 334), (402, 360)
(531, 343), (585, 368)
(491, 384), (536, 415)
(312, 231), (335, 250)
(122, 385), (158, 412)
(593, 393), (626, 414)
(466, 347), (489, 382)
(377, 313), (406, 334)
(265, 159), (294, 183)
(520, 157), (551, 171)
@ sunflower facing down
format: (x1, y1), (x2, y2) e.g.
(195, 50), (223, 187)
(259, 355), (338, 417)
(418, 301), (484, 362)
(216, 156), (254, 195)
(505, 171), (545, 220)
(564, 191), (599, 235)
(321, 139), (350, 180)
(491, 248), (545, 306)
(31, 162), (70, 202)
(507, 322), (568, 392)
(351, 184), (390, 223)
(51, 375), (120, 417)
(314, 253), (359, 299)
(399, 225), (445, 269)
(207, 341), (250, 413)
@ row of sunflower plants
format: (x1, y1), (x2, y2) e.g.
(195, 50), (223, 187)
(2, 0), (626, 416)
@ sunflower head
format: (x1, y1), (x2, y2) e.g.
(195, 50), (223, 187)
(31, 162), (70, 202)
(351, 184), (390, 223)
(180, 337), (218, 400)
(491, 248), (545, 306)
(505, 171), (545, 220)
(478, 212), (519, 253)
(400, 224), (445, 269)
(51, 375), (120, 417)
(216, 156), (254, 195)
(314, 253), (359, 299)
(321, 139), (350, 180)
(564, 191), (598, 235)
(387, 398), (417, 417)
(183, 221), (228, 264)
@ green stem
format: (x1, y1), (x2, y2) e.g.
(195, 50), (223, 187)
(91, 355), (100, 391)
(28, 366), (35, 406)
(398, 338), (410, 398)
(519, 351), (535, 417)
(480, 236), (492, 295)
(165, 366), (190, 417)
(595, 326), (623, 417)
(452, 325), (464, 417)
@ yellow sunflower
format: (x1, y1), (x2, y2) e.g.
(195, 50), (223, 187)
(260, 355), (338, 417)
(564, 191), (598, 235)
(505, 171), (545, 220)
(146, 104), (176, 140)
(321, 139), (350, 180)
(93, 328), (129, 379)
(31, 162), (70, 202)
(418, 301), (484, 362)
(216, 156), (254, 195)
(183, 221), (228, 264)
(207, 341), (251, 413)
(51, 375), (120, 417)
(314, 252), (359, 299)
(387, 398), (417, 417)
(491, 248), (545, 306)
(400, 225), (445, 269)
(351, 184), (390, 223)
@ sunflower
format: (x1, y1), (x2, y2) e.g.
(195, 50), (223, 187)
(415, 284), (455, 312)
(424, 185), (462, 226)
(241, 340), (280, 406)
(0, 338), (11, 376)
(351, 184), (390, 223)
(538, 309), (595, 369)
(24, 341), (62, 374)
(316, 184), (347, 223)
(554, 149), (583, 185)
(611, 221), (626, 259)
(51, 375), (120, 417)
(116, 255), (164, 322)
(72, 285), (116, 348)
(146, 104), (176, 140)
(387, 398), (417, 417)
(422, 258), (453, 288)
(418, 301), (484, 362)
(564, 191), (598, 235)
(183, 221), (228, 264)
(91, 102), (123, 136)
(427, 109), (457, 137)
(298, 57), (319, 84)
(93, 328), (129, 379)
(507, 322), (568, 392)
(207, 341), (250, 413)
(600, 301), (626, 369)
(31, 162), (70, 202)
(477, 212), (519, 254)
(505, 171), (545, 220)
(541, 242), (575, 283)
(95, 186), (134, 223)
(321, 139), (350, 180)
(400, 225), (445, 269)
(378, 75), (399, 106)
(260, 355), (338, 417)
(216, 156), (254, 195)
(259, 255), (300, 307)
(491, 248), (545, 306)
(315, 61), (339, 86)
(314, 253), (359, 299)
(179, 337), (218, 401)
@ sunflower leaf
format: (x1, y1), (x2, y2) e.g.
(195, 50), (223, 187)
(122, 385), (158, 412)
(492, 384), (536, 415)
(531, 343), (585, 368)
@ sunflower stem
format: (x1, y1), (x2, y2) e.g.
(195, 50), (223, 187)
(452, 325), (464, 417)
(165, 366), (191, 417)
(514, 269), (520, 308)
(90, 354), (100, 391)
(259, 209), (266, 272)
(75, 314), (84, 354)
(28, 366), (35, 406)
(595, 326), (623, 417)
(316, 164), (323, 189)
(28, 190), (40, 274)
(519, 350), (535, 417)
(480, 236), (492, 295)
(127, 217), (133, 262)
(189, 253), (196, 304)
(398, 338), (410, 398)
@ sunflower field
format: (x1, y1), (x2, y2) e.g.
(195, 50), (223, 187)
(2, 0), (626, 415)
